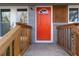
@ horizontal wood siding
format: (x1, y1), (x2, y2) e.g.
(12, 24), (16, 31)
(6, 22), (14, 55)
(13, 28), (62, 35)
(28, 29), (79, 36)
(53, 5), (68, 23)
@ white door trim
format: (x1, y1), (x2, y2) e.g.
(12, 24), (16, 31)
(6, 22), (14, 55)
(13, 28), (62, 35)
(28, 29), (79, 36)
(35, 6), (53, 43)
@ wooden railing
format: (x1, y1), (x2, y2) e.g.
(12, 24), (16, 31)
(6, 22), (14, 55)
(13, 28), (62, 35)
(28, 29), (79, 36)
(57, 23), (79, 56)
(0, 22), (32, 56)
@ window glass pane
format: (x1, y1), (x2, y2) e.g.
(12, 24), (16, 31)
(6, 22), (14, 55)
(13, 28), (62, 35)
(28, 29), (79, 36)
(1, 9), (10, 36)
(39, 9), (48, 14)
(69, 8), (78, 22)
(17, 9), (27, 23)
(1, 9), (10, 23)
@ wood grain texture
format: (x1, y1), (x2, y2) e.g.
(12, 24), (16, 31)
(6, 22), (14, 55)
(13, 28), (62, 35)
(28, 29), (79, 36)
(0, 22), (32, 56)
(53, 5), (68, 23)
(57, 23), (79, 56)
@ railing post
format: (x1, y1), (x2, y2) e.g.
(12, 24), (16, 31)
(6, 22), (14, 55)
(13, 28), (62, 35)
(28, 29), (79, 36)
(73, 32), (77, 56)
(14, 31), (20, 56)
(57, 27), (59, 44)
(57, 27), (61, 46)
(63, 26), (67, 51)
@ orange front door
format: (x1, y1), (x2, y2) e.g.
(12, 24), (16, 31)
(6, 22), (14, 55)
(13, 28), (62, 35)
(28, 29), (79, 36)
(36, 7), (51, 41)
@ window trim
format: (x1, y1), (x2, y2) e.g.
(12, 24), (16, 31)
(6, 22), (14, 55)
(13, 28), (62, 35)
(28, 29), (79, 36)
(1, 9), (10, 23)
(69, 8), (78, 23)
(68, 5), (79, 23)
(17, 9), (27, 11)
(17, 8), (28, 23)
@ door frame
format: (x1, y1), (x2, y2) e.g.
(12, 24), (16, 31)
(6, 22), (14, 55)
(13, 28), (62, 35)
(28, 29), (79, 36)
(35, 6), (53, 43)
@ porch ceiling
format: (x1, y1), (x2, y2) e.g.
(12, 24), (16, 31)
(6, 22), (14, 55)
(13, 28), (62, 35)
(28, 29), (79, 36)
(0, 3), (78, 6)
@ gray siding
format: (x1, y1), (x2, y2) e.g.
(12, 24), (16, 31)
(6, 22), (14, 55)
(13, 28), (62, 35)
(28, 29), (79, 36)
(28, 6), (35, 43)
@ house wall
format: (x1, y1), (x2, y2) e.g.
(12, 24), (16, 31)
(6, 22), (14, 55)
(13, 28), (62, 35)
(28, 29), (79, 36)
(0, 5), (68, 44)
(53, 5), (68, 44)
(0, 6), (28, 36)
(28, 5), (68, 44)
(0, 6), (28, 28)
(28, 6), (36, 43)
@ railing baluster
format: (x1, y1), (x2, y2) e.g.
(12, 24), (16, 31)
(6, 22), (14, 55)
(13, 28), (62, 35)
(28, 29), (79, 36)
(59, 28), (61, 47)
(57, 27), (59, 44)
(10, 43), (12, 56)
(66, 28), (68, 51)
(0, 48), (2, 56)
(59, 28), (61, 46)
(73, 32), (77, 55)
(24, 28), (27, 49)
(64, 28), (67, 50)
(70, 28), (73, 53)
(63, 27), (65, 49)
(4, 48), (6, 56)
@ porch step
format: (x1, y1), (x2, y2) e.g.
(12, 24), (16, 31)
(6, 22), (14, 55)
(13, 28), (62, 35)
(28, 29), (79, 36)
(23, 44), (69, 56)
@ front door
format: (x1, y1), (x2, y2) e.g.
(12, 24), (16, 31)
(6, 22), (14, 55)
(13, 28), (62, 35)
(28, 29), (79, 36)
(36, 6), (52, 42)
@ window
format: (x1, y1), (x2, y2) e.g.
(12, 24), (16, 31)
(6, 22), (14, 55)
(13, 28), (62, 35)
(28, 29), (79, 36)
(1, 9), (10, 23)
(69, 8), (78, 23)
(17, 9), (27, 23)
(0, 9), (10, 36)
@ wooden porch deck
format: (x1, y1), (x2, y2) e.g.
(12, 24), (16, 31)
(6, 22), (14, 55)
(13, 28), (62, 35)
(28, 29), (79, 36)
(23, 44), (69, 56)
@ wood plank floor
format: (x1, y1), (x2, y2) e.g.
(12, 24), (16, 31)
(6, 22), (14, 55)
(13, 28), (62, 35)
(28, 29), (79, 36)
(23, 44), (70, 56)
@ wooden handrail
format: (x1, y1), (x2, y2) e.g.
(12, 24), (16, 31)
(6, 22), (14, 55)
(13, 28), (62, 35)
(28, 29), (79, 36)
(0, 22), (32, 56)
(57, 23), (79, 56)
(0, 25), (20, 48)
